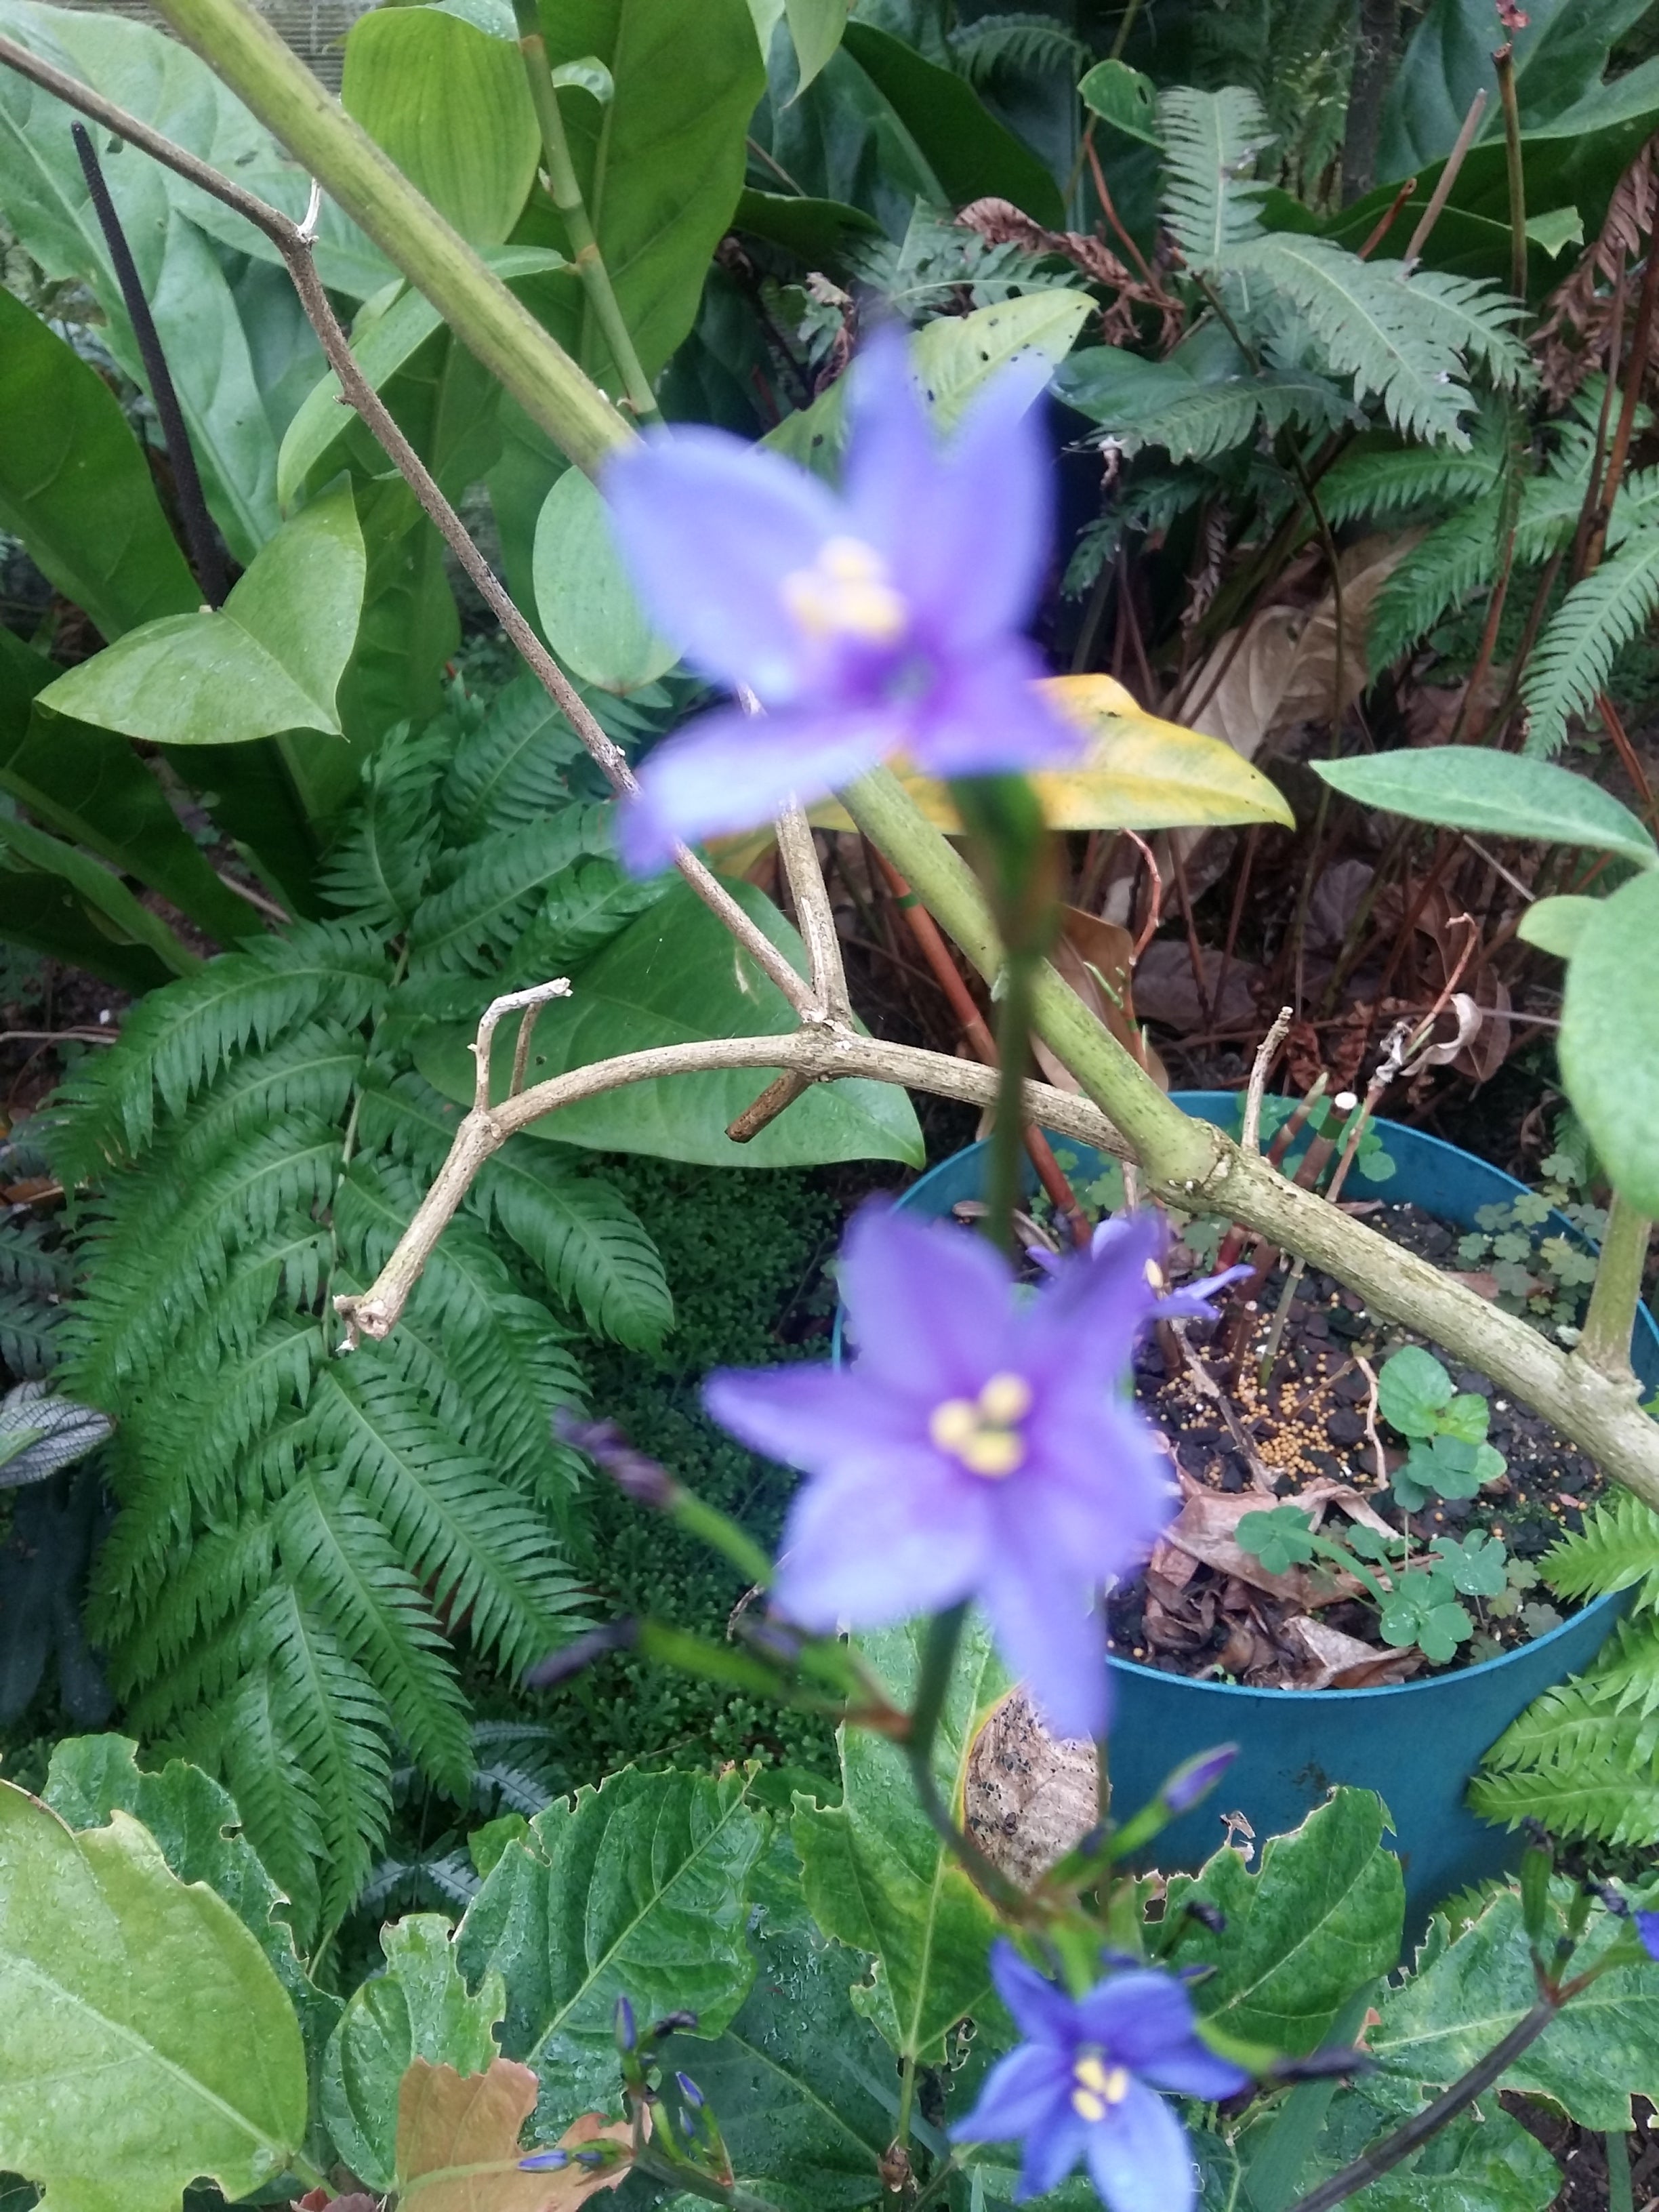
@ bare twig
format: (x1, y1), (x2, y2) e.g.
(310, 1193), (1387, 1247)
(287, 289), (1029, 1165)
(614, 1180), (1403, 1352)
(775, 803), (851, 1021)
(1242, 1006), (1292, 1154)
(1403, 89), (1488, 268)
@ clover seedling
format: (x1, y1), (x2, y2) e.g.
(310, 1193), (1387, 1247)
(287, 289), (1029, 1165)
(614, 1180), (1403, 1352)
(1235, 1504), (1319, 1576)
(1378, 1570), (1475, 1663)
(1376, 1346), (1505, 1511)
(1239, 1507), (1502, 1668)
(1429, 1530), (1509, 1597)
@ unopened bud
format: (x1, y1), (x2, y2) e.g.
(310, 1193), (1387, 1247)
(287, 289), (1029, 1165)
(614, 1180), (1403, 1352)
(1163, 1744), (1237, 1815)
(615, 1995), (636, 2052)
(676, 2073), (705, 2108)
(556, 1414), (680, 1508)
(518, 2151), (569, 2171)
(523, 1618), (638, 1688)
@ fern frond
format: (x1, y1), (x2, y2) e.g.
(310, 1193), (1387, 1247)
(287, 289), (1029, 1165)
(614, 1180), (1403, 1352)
(1523, 527), (1659, 756)
(1159, 85), (1271, 266)
(216, 1662), (326, 1944)
(243, 1582), (394, 1933)
(1227, 239), (1525, 444)
(515, 856), (670, 978)
(947, 12), (1088, 83)
(354, 1067), (463, 1180)
(318, 724), (449, 931)
(1366, 491), (1507, 670)
(306, 1362), (588, 1675)
(1542, 1491), (1659, 1608)
(274, 1473), (475, 1801)
(441, 674), (649, 842)
(1319, 430), (1504, 529)
(1583, 1614), (1659, 1722)
(98, 1513), (278, 1702)
(49, 923), (386, 1181)
(157, 1024), (366, 1178)
(476, 1143), (674, 1351)
(121, 1315), (322, 1525)
(1471, 1669), (1659, 1846)
(407, 806), (613, 975)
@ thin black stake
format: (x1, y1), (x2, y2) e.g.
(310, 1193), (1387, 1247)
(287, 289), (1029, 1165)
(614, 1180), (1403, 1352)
(70, 120), (228, 607)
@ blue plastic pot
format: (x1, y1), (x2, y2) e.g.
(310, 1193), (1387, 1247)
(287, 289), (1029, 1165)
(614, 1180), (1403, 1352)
(872, 1093), (1659, 1917)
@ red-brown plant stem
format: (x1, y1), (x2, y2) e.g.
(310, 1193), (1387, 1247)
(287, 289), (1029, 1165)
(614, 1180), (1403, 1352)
(1584, 227), (1659, 575)
(1358, 175), (1417, 260)
(874, 852), (1090, 1246)
(1402, 88), (1488, 267)
(1084, 127), (1160, 293)
(1595, 691), (1659, 838)
(1570, 257), (1627, 583)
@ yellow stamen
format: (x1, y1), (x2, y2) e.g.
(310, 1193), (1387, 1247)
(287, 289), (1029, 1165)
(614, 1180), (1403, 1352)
(957, 1429), (1025, 1479)
(977, 1371), (1032, 1425)
(1073, 2055), (1111, 2097)
(781, 534), (907, 646)
(928, 1370), (1032, 1479)
(1103, 2066), (1130, 2104)
(928, 1399), (980, 1453)
(1071, 2089), (1107, 2124)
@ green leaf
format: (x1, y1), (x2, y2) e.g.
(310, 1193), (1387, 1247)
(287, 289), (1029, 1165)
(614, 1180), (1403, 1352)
(323, 1914), (506, 2191)
(343, 7), (539, 244)
(1371, 1883), (1659, 2126)
(1525, 205), (1584, 257)
(1524, 531), (1659, 758)
(752, 0), (850, 94)
(1302, 2077), (1560, 2212)
(794, 1614), (1008, 2064)
(39, 487), (367, 745)
(733, 186), (882, 267)
(1078, 58), (1161, 146)
(1432, 1532), (1509, 1597)
(1517, 894), (1601, 958)
(415, 876), (923, 1166)
(456, 1766), (765, 2112)
(0, 287), (197, 640)
(0, 1779), (306, 2212)
(840, 22), (1063, 225)
(1376, 1345), (1455, 1439)
(1313, 748), (1659, 870)
(1237, 1506), (1318, 1577)
(1164, 1789), (1406, 2054)
(0, 854), (172, 991)
(531, 471), (678, 693)
(278, 251), (567, 511)
(769, 291), (1090, 475)
(477, 1146), (674, 1351)
(520, 0), (765, 393)
(0, 806), (200, 978)
(1559, 867), (1659, 1215)
(1159, 85), (1271, 263)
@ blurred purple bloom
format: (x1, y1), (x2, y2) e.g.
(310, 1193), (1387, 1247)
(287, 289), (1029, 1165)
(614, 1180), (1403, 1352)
(1163, 1744), (1238, 1815)
(1034, 1213), (1251, 1322)
(604, 331), (1079, 872)
(702, 1204), (1178, 1740)
(954, 1942), (1248, 2212)
(1636, 1910), (1659, 1961)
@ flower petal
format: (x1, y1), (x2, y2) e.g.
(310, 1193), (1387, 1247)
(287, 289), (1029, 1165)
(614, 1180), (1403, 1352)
(987, 1939), (1081, 2047)
(1019, 2106), (1092, 2200)
(904, 636), (1079, 779)
(703, 1364), (903, 1474)
(1637, 1910), (1659, 1963)
(1073, 1973), (1204, 2068)
(617, 704), (895, 874)
(926, 349), (1056, 650)
(981, 1549), (1109, 1741)
(838, 1203), (1017, 1399)
(605, 430), (842, 699)
(950, 2041), (1071, 2144)
(772, 1458), (989, 1629)
(1084, 2080), (1196, 2212)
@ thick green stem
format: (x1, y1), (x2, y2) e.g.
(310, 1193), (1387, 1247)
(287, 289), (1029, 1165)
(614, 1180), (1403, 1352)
(507, 0), (661, 424)
(1576, 1193), (1654, 1387)
(148, 0), (628, 473)
(834, 765), (1659, 1511)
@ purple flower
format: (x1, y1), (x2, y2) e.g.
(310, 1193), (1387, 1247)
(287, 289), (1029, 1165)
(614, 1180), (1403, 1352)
(1163, 1744), (1238, 1815)
(1636, 1910), (1659, 1961)
(954, 1942), (1248, 2211)
(702, 1203), (1178, 1740)
(603, 331), (1079, 872)
(1035, 1213), (1252, 1322)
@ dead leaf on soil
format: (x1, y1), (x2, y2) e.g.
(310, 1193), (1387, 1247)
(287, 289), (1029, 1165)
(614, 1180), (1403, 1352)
(1283, 1615), (1419, 1689)
(966, 1687), (1099, 1888)
(396, 2060), (633, 2212)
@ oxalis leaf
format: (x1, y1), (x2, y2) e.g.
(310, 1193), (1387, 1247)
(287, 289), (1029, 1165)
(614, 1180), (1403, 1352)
(1559, 867), (1659, 1216)
(1164, 1788), (1405, 2054)
(456, 1766), (766, 2116)
(794, 1612), (1009, 2064)
(0, 1779), (306, 2212)
(1370, 1881), (1659, 2127)
(39, 486), (366, 745)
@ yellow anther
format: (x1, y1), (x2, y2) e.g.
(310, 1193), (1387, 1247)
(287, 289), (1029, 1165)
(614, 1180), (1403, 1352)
(977, 1371), (1032, 1425)
(1103, 2066), (1130, 2104)
(1145, 1258), (1166, 1290)
(956, 1429), (1025, 1479)
(928, 1399), (980, 1453)
(1071, 2089), (1107, 2124)
(1074, 2055), (1111, 2096)
(780, 535), (907, 646)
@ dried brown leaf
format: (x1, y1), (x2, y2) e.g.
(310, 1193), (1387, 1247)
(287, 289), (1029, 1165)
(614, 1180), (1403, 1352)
(396, 2061), (632, 2212)
(965, 1687), (1097, 1889)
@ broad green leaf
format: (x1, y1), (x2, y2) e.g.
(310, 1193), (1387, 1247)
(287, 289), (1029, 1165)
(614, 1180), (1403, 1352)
(749, 0), (849, 92)
(0, 287), (197, 640)
(456, 1766), (765, 2112)
(1298, 2077), (1560, 2212)
(733, 186), (882, 266)
(840, 23), (1063, 225)
(1164, 1790), (1405, 2054)
(342, 6), (539, 245)
(532, 470), (678, 693)
(658, 1841), (935, 2212)
(794, 1614), (1008, 2063)
(278, 250), (568, 510)
(0, 853), (173, 990)
(769, 291), (1090, 475)
(518, 0), (765, 393)
(814, 675), (1293, 834)
(0, 1780), (306, 2212)
(1376, 1345), (1454, 1439)
(1313, 747), (1658, 870)
(323, 1914), (506, 2190)
(0, 805), (199, 976)
(40, 487), (367, 746)
(1525, 205), (1584, 257)
(1517, 894), (1601, 958)
(0, 633), (264, 945)
(1370, 1883), (1659, 2125)
(1559, 867), (1659, 1216)
(337, 477), (459, 759)
(1078, 58), (1162, 146)
(414, 877), (924, 1168)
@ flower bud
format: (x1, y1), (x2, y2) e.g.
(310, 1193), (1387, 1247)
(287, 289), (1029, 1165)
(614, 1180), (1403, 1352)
(1162, 1744), (1237, 1815)
(614, 1996), (637, 2053)
(517, 2151), (569, 2171)
(676, 2073), (705, 2108)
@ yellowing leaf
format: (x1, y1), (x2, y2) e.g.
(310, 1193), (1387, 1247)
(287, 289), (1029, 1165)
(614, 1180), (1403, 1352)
(805, 675), (1293, 835)
(396, 2059), (632, 2212)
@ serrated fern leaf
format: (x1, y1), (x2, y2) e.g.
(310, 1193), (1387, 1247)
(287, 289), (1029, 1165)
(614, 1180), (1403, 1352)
(1472, 1670), (1659, 1846)
(441, 675), (588, 842)
(306, 1363), (588, 1675)
(947, 12), (1087, 83)
(99, 1514), (278, 1704)
(478, 1145), (674, 1351)
(1542, 1491), (1659, 1607)
(407, 805), (613, 975)
(1159, 85), (1271, 265)
(515, 855), (669, 979)
(216, 1663), (326, 1943)
(1584, 1614), (1659, 1722)
(157, 1024), (366, 1179)
(1319, 432), (1504, 529)
(48, 922), (386, 1182)
(1366, 490), (1507, 670)
(1523, 527), (1659, 756)
(275, 1473), (475, 1801)
(318, 724), (449, 931)
(354, 1068), (465, 1180)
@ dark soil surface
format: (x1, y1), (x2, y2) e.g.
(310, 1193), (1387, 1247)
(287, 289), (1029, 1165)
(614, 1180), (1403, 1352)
(1510, 2095), (1659, 2211)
